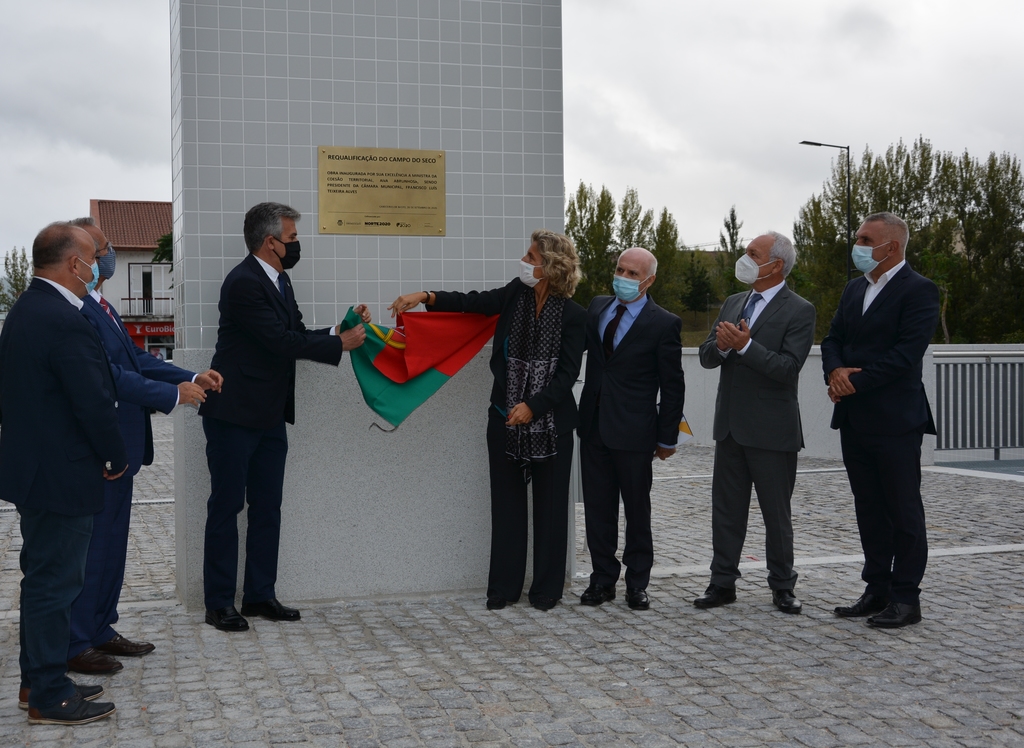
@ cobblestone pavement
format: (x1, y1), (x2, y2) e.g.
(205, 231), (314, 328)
(1, 416), (1023, 747)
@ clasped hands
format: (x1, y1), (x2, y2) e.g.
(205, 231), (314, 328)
(826, 366), (862, 403)
(715, 320), (751, 352)
(177, 369), (224, 407)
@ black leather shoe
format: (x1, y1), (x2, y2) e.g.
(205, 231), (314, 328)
(67, 648), (123, 675)
(96, 633), (155, 657)
(531, 596), (559, 611)
(625, 588), (650, 610)
(240, 598), (300, 621)
(486, 596), (507, 610)
(580, 583), (615, 606)
(772, 589), (802, 614)
(27, 691), (115, 725)
(834, 592), (890, 618)
(20, 683), (103, 711)
(205, 606), (250, 631)
(867, 601), (922, 628)
(693, 583), (736, 609)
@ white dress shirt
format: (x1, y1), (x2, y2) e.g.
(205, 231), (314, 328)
(38, 277), (84, 310)
(863, 259), (906, 313)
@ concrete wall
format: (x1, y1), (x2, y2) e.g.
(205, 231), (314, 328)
(678, 346), (937, 465)
(170, 0), (565, 608)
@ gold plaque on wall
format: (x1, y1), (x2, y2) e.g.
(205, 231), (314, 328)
(318, 146), (445, 236)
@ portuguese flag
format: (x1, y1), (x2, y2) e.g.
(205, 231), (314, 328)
(341, 307), (498, 427)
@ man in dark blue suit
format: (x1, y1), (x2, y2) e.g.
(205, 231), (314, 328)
(0, 223), (126, 725)
(64, 217), (223, 675)
(198, 202), (369, 632)
(822, 211), (940, 628)
(577, 247), (685, 611)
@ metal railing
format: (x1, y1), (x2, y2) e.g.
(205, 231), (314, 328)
(120, 297), (174, 317)
(934, 348), (1024, 458)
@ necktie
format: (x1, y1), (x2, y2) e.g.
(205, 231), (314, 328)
(277, 275), (287, 296)
(742, 292), (763, 324)
(602, 304), (627, 359)
(98, 296), (118, 325)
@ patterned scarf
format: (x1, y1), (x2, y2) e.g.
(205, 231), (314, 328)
(505, 288), (565, 472)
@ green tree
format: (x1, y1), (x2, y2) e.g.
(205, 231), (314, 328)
(616, 187), (654, 251)
(649, 207), (685, 316)
(681, 250), (714, 314)
(713, 205), (746, 300)
(0, 246), (33, 311)
(152, 232), (173, 263)
(566, 182), (617, 308)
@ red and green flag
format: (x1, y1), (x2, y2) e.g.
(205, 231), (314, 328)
(341, 307), (498, 427)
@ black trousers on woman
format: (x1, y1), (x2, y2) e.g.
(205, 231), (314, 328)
(485, 410), (574, 604)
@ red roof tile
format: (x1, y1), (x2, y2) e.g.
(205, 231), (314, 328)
(90, 200), (172, 251)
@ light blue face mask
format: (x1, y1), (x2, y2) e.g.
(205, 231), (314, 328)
(75, 256), (100, 294)
(612, 274), (649, 302)
(851, 241), (890, 274)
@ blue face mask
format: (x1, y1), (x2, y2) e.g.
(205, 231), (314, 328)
(851, 241), (890, 274)
(97, 244), (116, 280)
(75, 256), (100, 294)
(612, 274), (649, 303)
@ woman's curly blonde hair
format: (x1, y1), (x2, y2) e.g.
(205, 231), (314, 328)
(532, 229), (581, 298)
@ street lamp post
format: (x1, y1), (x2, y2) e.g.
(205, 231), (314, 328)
(800, 140), (853, 282)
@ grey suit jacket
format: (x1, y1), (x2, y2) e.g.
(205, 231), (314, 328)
(698, 283), (816, 453)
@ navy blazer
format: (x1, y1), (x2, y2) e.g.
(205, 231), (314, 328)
(431, 279), (587, 434)
(82, 294), (195, 475)
(199, 253), (343, 430)
(578, 295), (685, 452)
(821, 263), (940, 436)
(0, 279), (128, 515)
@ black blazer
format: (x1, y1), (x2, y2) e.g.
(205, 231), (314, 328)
(821, 263), (940, 435)
(199, 253), (343, 429)
(82, 295), (194, 475)
(0, 279), (127, 515)
(431, 278), (587, 434)
(578, 295), (685, 452)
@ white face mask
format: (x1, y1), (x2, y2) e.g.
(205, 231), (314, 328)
(734, 254), (776, 285)
(519, 259), (541, 288)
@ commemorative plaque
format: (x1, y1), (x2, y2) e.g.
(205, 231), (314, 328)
(318, 146), (445, 236)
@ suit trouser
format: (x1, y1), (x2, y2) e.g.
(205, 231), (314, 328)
(18, 507), (93, 709)
(486, 411), (573, 603)
(840, 426), (927, 604)
(710, 435), (798, 590)
(202, 415), (288, 610)
(68, 474), (134, 659)
(580, 428), (654, 590)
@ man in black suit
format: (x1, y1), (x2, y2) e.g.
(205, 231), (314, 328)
(199, 202), (368, 632)
(822, 211), (940, 628)
(0, 223), (127, 725)
(694, 232), (815, 614)
(577, 247), (685, 611)
(66, 217), (220, 675)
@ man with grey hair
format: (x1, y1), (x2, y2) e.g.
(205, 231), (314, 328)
(199, 201), (370, 632)
(577, 247), (685, 611)
(822, 211), (939, 628)
(694, 232), (815, 614)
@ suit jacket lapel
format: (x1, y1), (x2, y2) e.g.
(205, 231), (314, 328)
(245, 254), (291, 318)
(87, 296), (140, 369)
(749, 286), (787, 335)
(593, 296), (616, 362)
(613, 296), (656, 357)
(861, 264), (909, 322)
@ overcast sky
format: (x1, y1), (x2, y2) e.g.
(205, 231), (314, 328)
(2, 0), (1022, 255)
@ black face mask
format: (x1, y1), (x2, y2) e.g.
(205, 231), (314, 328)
(279, 240), (301, 270)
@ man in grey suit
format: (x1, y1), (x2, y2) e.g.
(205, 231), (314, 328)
(694, 232), (815, 613)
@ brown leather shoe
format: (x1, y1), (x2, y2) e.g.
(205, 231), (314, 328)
(67, 648), (123, 675)
(20, 684), (104, 711)
(95, 633), (155, 657)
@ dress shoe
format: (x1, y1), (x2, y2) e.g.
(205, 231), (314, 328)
(626, 588), (650, 610)
(486, 596), (507, 610)
(772, 589), (802, 614)
(240, 598), (301, 621)
(580, 583), (615, 606)
(205, 606), (250, 632)
(693, 583), (736, 609)
(27, 691), (115, 725)
(867, 601), (922, 628)
(19, 683), (103, 711)
(531, 596), (559, 611)
(834, 592), (890, 618)
(96, 633), (155, 657)
(67, 648), (123, 675)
